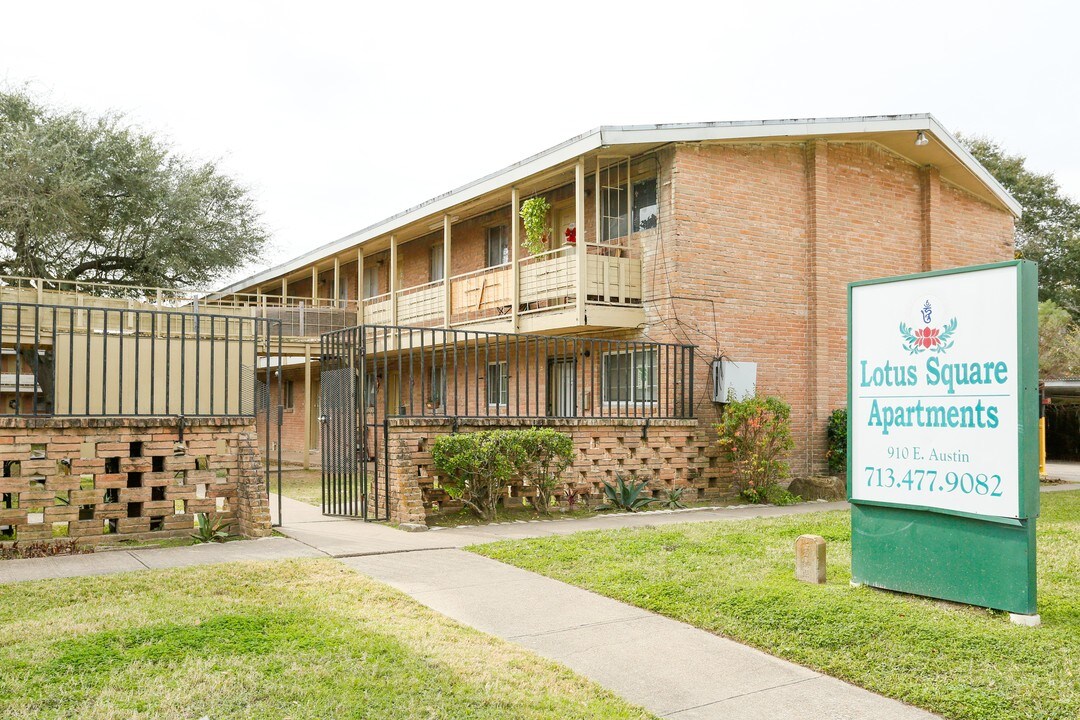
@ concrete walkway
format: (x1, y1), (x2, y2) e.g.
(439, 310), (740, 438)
(1043, 461), (1080, 489)
(342, 548), (932, 719)
(272, 493), (853, 554)
(0, 536), (324, 584)
(271, 495), (936, 719)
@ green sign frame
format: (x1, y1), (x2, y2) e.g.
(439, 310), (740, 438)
(847, 260), (1039, 615)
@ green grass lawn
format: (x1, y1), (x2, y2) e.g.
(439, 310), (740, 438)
(0, 559), (654, 720)
(473, 491), (1080, 720)
(276, 469), (323, 506)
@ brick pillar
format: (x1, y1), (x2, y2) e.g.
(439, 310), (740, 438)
(386, 421), (427, 524)
(234, 426), (272, 537)
(805, 140), (831, 476)
(920, 166), (941, 272)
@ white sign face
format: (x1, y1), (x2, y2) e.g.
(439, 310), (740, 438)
(850, 266), (1020, 518)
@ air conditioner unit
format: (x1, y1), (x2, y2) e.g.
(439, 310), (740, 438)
(712, 359), (757, 403)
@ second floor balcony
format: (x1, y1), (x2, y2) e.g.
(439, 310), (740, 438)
(211, 153), (658, 344)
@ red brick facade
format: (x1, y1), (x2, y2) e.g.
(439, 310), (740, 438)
(633, 141), (1013, 477)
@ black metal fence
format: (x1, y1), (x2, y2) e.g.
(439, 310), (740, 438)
(0, 301), (283, 418)
(324, 324), (696, 422)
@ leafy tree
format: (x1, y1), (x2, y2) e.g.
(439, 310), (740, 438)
(1038, 300), (1080, 378)
(960, 135), (1080, 318)
(0, 89), (267, 292)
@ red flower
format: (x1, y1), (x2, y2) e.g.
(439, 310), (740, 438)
(565, 226), (577, 244)
(914, 327), (940, 349)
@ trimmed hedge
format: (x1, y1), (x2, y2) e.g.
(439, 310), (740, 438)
(431, 428), (575, 520)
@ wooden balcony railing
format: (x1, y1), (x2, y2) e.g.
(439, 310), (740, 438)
(0, 243), (644, 343)
(397, 281), (444, 327)
(449, 263), (512, 325)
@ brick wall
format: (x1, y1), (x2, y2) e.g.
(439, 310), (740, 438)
(0, 416), (270, 546)
(636, 140), (1015, 478)
(261, 365), (316, 453)
(385, 417), (705, 523)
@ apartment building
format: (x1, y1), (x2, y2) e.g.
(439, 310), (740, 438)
(210, 115), (1018, 520)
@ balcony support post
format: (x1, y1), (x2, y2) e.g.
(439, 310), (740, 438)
(443, 215), (452, 328)
(390, 235), (399, 326)
(311, 266), (318, 303)
(511, 187), (520, 332)
(333, 257), (340, 307)
(575, 157), (587, 327)
(357, 249), (365, 324)
(281, 277), (287, 303)
(303, 343), (312, 470)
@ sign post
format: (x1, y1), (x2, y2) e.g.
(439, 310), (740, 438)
(848, 260), (1039, 620)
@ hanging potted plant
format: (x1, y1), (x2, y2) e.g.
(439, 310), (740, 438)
(520, 196), (551, 255)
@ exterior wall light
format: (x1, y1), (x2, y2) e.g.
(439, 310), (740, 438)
(915, 131), (929, 146)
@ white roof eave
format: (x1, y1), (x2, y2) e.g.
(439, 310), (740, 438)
(214, 114), (1021, 296)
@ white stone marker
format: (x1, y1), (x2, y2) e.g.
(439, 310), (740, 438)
(795, 534), (826, 584)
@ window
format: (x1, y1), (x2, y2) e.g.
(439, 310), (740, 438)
(600, 184), (629, 241)
(486, 226), (509, 267)
(602, 349), (658, 404)
(362, 266), (379, 299)
(486, 362), (508, 406)
(430, 243), (444, 282)
(633, 178), (658, 231)
(428, 365), (445, 409)
(283, 380), (295, 410)
(364, 372), (377, 407)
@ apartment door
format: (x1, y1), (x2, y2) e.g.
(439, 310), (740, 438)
(553, 203), (575, 249)
(547, 358), (577, 417)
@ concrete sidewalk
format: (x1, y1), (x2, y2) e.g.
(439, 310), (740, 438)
(343, 548), (934, 719)
(1043, 461), (1080, 489)
(272, 492), (853, 555)
(273, 496), (936, 719)
(0, 536), (324, 584)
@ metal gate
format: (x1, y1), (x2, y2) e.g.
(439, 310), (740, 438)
(319, 326), (388, 520)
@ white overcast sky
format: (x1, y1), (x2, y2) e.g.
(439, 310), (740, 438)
(3, 0), (1078, 287)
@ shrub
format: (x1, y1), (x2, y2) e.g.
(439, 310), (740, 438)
(432, 431), (514, 521)
(598, 474), (656, 512)
(507, 428), (575, 514)
(431, 429), (576, 520)
(826, 408), (847, 476)
(716, 395), (794, 504)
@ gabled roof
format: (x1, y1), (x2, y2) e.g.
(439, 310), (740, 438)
(214, 114), (1021, 296)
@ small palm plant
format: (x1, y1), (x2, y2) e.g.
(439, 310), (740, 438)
(598, 475), (656, 512)
(660, 487), (687, 510)
(191, 513), (231, 543)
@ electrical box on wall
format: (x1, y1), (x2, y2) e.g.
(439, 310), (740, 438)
(712, 359), (757, 403)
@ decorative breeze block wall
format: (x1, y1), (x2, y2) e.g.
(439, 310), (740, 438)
(385, 417), (715, 524)
(0, 417), (270, 545)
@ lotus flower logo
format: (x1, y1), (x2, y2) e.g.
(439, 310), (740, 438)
(900, 301), (956, 355)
